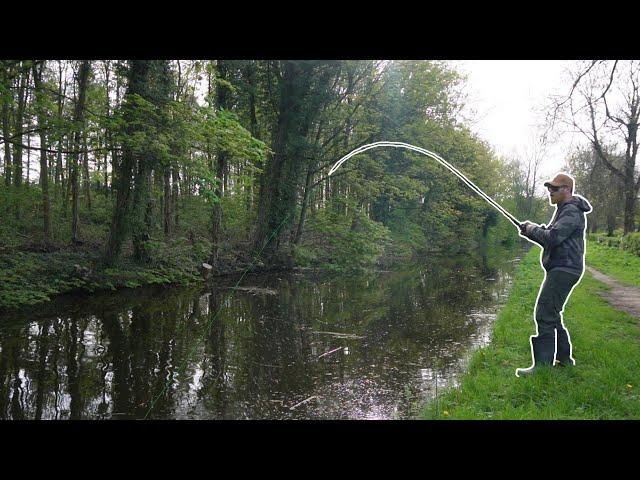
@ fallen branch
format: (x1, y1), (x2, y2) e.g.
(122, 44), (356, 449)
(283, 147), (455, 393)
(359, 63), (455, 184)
(318, 346), (343, 359)
(312, 331), (364, 339)
(224, 286), (278, 295)
(289, 396), (318, 411)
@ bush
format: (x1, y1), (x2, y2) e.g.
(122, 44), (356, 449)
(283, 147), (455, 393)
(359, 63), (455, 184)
(620, 232), (640, 256)
(590, 234), (622, 248)
(588, 232), (640, 256)
(300, 209), (392, 272)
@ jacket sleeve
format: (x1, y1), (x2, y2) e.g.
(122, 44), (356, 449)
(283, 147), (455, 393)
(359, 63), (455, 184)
(523, 225), (545, 247)
(528, 206), (580, 248)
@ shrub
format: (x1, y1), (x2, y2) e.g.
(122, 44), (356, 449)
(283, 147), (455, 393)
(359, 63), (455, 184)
(590, 234), (622, 248)
(620, 232), (640, 256)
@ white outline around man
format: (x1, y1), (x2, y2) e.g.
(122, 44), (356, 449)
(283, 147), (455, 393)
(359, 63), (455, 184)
(516, 172), (592, 377)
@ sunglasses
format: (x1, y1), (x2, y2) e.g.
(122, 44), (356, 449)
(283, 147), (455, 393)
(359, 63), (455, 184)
(547, 185), (566, 193)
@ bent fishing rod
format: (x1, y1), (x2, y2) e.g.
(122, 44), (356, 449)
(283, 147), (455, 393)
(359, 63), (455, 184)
(328, 141), (524, 230)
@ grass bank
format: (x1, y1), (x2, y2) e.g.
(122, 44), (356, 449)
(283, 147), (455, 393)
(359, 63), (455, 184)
(586, 241), (640, 288)
(420, 246), (640, 419)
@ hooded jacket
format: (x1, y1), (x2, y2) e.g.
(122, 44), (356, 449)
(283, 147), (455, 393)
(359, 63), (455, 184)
(525, 195), (592, 276)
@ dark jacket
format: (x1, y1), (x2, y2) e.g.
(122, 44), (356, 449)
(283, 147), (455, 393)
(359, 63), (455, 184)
(525, 195), (592, 275)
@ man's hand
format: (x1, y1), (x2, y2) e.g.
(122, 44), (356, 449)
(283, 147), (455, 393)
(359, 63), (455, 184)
(519, 221), (537, 236)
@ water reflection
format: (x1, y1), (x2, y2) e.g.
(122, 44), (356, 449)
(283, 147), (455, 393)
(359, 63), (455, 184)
(0, 247), (521, 420)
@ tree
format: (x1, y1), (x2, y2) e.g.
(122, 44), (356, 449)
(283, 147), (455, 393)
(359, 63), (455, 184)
(31, 60), (52, 246)
(549, 60), (640, 233)
(566, 145), (624, 235)
(0, 61), (18, 187)
(70, 60), (90, 244)
(210, 60), (231, 267)
(104, 60), (174, 264)
(12, 61), (31, 188)
(253, 61), (339, 259)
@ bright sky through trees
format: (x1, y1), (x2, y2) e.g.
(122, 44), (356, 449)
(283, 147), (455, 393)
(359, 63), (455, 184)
(452, 60), (578, 184)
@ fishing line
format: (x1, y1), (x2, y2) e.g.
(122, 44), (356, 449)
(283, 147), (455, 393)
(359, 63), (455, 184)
(328, 141), (522, 228)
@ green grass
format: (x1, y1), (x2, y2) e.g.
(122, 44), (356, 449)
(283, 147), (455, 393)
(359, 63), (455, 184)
(586, 242), (640, 288)
(420, 246), (640, 419)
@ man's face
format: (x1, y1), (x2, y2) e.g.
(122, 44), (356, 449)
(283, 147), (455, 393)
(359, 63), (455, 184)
(547, 185), (568, 204)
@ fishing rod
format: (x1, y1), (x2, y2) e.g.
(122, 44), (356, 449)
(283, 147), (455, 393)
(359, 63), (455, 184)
(328, 141), (524, 229)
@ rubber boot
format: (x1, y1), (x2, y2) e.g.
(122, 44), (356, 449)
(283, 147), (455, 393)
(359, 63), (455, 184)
(555, 326), (575, 366)
(532, 334), (555, 366)
(516, 335), (555, 377)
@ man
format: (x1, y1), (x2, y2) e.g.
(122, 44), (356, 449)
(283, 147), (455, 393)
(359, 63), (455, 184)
(516, 172), (592, 377)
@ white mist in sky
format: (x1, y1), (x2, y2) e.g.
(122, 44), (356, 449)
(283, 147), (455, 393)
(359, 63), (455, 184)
(450, 60), (584, 184)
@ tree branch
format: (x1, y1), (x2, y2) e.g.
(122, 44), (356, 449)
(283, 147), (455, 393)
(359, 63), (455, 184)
(310, 166), (357, 189)
(0, 136), (120, 155)
(588, 102), (625, 180)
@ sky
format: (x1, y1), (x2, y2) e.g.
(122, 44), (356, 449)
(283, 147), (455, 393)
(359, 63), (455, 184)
(450, 60), (584, 186)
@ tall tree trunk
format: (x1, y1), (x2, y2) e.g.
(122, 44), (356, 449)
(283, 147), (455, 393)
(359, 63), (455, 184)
(103, 60), (112, 195)
(1, 84), (11, 186)
(163, 167), (172, 236)
(105, 60), (172, 264)
(623, 174), (637, 234)
(32, 62), (52, 246)
(246, 64), (258, 211)
(26, 118), (31, 184)
(63, 135), (72, 215)
(56, 148), (64, 192)
(13, 63), (30, 188)
(254, 62), (304, 256)
(71, 60), (91, 243)
(132, 165), (152, 261)
(55, 61), (66, 192)
(172, 166), (179, 231)
(82, 130), (91, 209)
(210, 60), (231, 267)
(0, 61), (13, 186)
(132, 60), (172, 262)
(104, 60), (143, 263)
(293, 159), (316, 246)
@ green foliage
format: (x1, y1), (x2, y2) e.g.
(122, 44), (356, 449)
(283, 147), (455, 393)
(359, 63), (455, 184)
(0, 241), (203, 311)
(589, 232), (640, 256)
(0, 251), (90, 309)
(620, 232), (640, 256)
(0, 59), (564, 310)
(300, 208), (391, 272)
(590, 234), (622, 248)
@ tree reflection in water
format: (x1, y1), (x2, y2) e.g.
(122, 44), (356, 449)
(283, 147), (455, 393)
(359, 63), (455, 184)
(0, 247), (521, 420)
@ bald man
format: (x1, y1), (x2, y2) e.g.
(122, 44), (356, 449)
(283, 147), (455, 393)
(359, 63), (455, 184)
(516, 173), (593, 377)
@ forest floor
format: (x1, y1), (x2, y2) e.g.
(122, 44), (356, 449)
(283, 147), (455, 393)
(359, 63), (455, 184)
(419, 245), (640, 419)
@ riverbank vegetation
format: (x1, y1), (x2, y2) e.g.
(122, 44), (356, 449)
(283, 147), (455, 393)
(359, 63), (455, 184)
(420, 246), (640, 419)
(0, 60), (551, 311)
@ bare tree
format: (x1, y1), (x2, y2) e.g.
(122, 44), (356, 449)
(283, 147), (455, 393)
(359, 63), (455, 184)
(521, 132), (547, 218)
(548, 60), (640, 233)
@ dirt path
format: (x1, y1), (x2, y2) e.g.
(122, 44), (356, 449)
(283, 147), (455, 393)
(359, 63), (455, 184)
(586, 266), (640, 318)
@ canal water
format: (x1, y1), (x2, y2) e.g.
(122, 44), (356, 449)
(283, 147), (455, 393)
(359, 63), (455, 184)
(0, 247), (523, 420)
